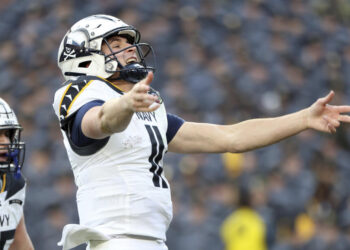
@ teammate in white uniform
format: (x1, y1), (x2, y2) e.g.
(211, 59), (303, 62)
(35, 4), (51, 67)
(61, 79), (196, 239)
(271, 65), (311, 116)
(53, 14), (350, 250)
(0, 98), (33, 250)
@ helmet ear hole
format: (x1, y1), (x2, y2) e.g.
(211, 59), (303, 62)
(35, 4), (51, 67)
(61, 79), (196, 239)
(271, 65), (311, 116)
(78, 61), (92, 68)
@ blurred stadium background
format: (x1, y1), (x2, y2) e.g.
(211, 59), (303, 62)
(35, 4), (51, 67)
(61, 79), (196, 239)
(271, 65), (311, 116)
(1, 0), (350, 249)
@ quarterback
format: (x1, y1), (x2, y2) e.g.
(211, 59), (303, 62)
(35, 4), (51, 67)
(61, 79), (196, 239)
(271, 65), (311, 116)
(53, 14), (350, 250)
(0, 98), (33, 250)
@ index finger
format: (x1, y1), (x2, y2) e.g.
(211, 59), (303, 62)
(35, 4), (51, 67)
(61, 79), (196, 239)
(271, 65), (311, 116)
(333, 105), (350, 113)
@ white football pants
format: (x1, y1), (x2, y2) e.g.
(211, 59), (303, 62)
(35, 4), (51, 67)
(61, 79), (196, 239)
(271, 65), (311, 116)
(87, 237), (168, 250)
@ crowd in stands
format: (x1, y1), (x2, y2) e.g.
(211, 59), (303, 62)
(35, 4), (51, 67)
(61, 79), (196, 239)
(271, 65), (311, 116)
(1, 0), (350, 249)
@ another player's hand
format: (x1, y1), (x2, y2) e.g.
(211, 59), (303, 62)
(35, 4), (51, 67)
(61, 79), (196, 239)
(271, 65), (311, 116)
(124, 71), (161, 112)
(307, 91), (350, 133)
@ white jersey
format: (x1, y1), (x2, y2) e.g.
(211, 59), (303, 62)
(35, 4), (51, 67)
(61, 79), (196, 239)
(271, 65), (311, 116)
(0, 173), (26, 250)
(53, 76), (172, 247)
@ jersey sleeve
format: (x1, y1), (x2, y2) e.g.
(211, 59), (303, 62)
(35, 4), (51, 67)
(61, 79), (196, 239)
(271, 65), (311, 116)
(166, 113), (184, 143)
(71, 100), (105, 147)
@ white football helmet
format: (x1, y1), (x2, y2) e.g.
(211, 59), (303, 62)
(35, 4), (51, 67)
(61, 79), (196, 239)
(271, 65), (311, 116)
(0, 98), (25, 177)
(57, 14), (155, 83)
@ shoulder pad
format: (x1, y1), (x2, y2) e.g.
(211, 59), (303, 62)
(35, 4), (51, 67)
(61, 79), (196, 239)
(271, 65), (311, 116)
(4, 173), (25, 200)
(59, 76), (101, 130)
(58, 76), (124, 131)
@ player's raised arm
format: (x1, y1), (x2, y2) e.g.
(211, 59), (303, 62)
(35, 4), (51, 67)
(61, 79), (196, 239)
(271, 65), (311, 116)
(168, 91), (350, 154)
(81, 72), (160, 139)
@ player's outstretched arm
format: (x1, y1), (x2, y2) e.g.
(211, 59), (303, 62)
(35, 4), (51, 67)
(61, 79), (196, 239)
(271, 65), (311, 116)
(81, 72), (160, 139)
(9, 217), (34, 250)
(168, 91), (350, 154)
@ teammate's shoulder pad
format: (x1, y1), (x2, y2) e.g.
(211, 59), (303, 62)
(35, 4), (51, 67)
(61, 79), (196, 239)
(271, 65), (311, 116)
(5, 174), (25, 200)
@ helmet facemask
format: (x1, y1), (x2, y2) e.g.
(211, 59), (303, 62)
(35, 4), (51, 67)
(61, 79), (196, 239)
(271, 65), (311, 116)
(102, 34), (156, 84)
(0, 128), (25, 178)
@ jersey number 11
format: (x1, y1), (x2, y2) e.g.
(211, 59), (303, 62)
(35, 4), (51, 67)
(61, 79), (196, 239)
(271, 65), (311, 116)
(145, 125), (168, 189)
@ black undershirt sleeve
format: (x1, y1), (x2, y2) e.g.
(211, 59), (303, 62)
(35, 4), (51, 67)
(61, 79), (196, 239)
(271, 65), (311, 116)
(71, 100), (105, 147)
(166, 113), (185, 143)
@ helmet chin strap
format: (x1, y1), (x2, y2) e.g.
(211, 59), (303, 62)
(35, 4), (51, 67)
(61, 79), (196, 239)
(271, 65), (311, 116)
(109, 62), (150, 84)
(9, 150), (21, 179)
(0, 150), (22, 179)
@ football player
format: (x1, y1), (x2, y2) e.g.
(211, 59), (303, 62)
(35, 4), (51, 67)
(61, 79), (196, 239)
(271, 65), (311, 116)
(0, 98), (33, 250)
(53, 14), (350, 250)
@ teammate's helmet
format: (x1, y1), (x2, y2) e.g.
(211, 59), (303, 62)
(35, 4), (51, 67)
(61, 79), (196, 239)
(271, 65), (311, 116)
(0, 98), (25, 177)
(57, 14), (155, 83)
